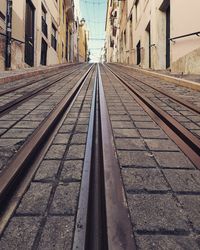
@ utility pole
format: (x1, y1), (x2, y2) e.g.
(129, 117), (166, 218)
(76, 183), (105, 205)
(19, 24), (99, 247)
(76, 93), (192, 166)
(5, 0), (13, 70)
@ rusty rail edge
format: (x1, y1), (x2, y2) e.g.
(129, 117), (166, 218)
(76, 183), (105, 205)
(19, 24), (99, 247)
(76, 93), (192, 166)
(108, 64), (200, 114)
(73, 66), (98, 250)
(0, 65), (88, 118)
(98, 64), (136, 250)
(106, 65), (200, 169)
(0, 63), (82, 98)
(0, 62), (81, 85)
(0, 65), (94, 211)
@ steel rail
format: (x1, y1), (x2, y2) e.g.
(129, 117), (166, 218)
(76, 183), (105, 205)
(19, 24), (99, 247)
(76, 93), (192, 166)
(0, 63), (81, 97)
(73, 64), (136, 250)
(0, 64), (89, 117)
(108, 64), (200, 114)
(105, 65), (200, 169)
(0, 65), (94, 235)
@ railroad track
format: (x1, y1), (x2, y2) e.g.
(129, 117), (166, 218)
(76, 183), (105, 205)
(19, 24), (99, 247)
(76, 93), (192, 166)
(104, 64), (200, 169)
(0, 64), (87, 117)
(0, 64), (94, 235)
(0, 64), (137, 249)
(73, 65), (135, 249)
(0, 63), (80, 97)
(108, 64), (200, 114)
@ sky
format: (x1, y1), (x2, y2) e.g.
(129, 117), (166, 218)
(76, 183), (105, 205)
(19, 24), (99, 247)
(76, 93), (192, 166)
(79, 0), (107, 62)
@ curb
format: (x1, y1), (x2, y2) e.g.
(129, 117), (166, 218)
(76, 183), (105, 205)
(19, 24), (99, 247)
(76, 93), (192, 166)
(115, 63), (200, 92)
(0, 63), (79, 85)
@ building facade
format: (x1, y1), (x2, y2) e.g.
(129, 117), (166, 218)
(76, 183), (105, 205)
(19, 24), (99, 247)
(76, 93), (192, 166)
(105, 0), (200, 74)
(0, 0), (88, 71)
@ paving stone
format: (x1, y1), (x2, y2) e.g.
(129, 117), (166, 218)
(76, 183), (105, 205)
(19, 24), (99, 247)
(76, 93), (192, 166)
(178, 195), (200, 231)
(77, 117), (89, 125)
(182, 122), (200, 130)
(163, 169), (200, 192)
(115, 138), (146, 150)
(66, 144), (85, 159)
(153, 152), (195, 169)
(135, 121), (159, 129)
(139, 129), (168, 139)
(135, 235), (199, 250)
(79, 112), (90, 118)
(17, 183), (52, 214)
(127, 194), (189, 232)
(24, 114), (47, 121)
(0, 217), (40, 250)
(145, 139), (179, 151)
(0, 120), (16, 128)
(38, 216), (74, 250)
(110, 115), (130, 121)
(130, 115), (152, 121)
(75, 124), (88, 133)
(1, 128), (34, 138)
(71, 133), (87, 144)
(53, 133), (70, 144)
(122, 168), (169, 192)
(63, 117), (77, 124)
(50, 183), (80, 215)
(60, 160), (83, 181)
(111, 121), (134, 129)
(0, 114), (24, 120)
(59, 124), (74, 133)
(0, 128), (7, 135)
(0, 138), (24, 147)
(113, 128), (140, 138)
(118, 151), (157, 167)
(45, 145), (66, 159)
(14, 120), (40, 129)
(34, 160), (60, 181)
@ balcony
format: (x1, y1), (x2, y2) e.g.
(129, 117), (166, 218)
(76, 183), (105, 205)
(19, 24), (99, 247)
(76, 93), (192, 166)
(42, 17), (48, 38)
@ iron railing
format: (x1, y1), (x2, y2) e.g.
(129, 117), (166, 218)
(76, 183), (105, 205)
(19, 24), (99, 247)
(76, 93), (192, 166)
(170, 31), (200, 42)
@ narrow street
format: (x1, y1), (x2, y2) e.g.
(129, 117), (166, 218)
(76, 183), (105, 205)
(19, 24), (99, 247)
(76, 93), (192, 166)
(0, 0), (200, 249)
(0, 63), (199, 249)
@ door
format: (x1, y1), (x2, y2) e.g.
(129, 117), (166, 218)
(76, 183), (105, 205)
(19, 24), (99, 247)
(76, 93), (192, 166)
(25, 0), (35, 66)
(166, 6), (170, 68)
(136, 41), (141, 65)
(146, 22), (151, 68)
(40, 39), (47, 65)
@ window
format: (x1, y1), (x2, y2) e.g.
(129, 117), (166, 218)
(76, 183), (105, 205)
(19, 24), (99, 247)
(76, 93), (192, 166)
(135, 0), (140, 23)
(41, 4), (48, 37)
(51, 23), (57, 50)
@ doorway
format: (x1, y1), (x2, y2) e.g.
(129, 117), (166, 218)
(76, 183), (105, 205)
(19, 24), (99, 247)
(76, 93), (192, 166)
(146, 22), (151, 68)
(166, 5), (170, 68)
(25, 0), (35, 66)
(136, 41), (141, 65)
(40, 38), (47, 65)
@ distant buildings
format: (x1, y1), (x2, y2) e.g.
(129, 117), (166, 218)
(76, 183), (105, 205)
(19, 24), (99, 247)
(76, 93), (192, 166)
(105, 0), (200, 74)
(0, 0), (89, 70)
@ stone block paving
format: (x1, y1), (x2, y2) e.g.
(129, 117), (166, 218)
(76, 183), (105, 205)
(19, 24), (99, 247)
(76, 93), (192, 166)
(0, 68), (94, 249)
(0, 66), (89, 174)
(110, 64), (200, 140)
(101, 65), (200, 249)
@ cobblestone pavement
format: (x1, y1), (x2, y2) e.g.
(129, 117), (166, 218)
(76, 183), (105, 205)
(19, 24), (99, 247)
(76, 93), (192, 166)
(109, 64), (200, 139)
(101, 65), (200, 249)
(0, 63), (200, 249)
(0, 64), (89, 174)
(0, 66), (95, 249)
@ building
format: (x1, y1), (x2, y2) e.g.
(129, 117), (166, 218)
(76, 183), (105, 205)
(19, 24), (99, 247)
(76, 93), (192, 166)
(105, 0), (200, 74)
(0, 0), (88, 71)
(78, 18), (88, 62)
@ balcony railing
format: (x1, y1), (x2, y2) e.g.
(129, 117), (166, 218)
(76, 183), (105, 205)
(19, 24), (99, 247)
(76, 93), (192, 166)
(51, 35), (57, 51)
(42, 17), (48, 38)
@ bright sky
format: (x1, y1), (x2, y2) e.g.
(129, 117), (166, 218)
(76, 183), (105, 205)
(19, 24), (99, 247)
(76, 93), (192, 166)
(79, 0), (107, 62)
